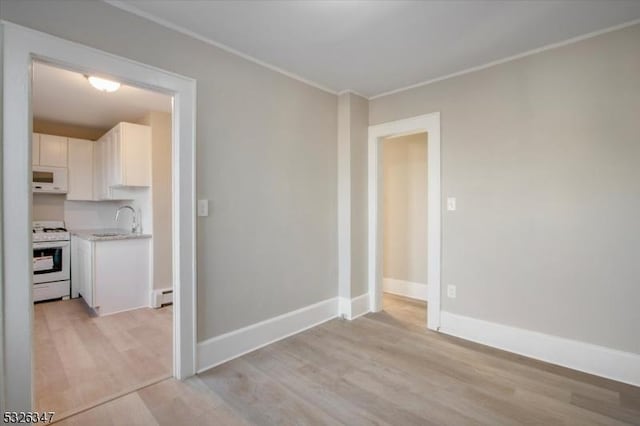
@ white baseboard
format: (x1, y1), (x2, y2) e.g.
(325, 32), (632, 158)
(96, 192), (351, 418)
(439, 311), (640, 387)
(339, 293), (370, 320)
(339, 297), (351, 319)
(351, 293), (370, 319)
(197, 297), (338, 373)
(383, 278), (428, 301)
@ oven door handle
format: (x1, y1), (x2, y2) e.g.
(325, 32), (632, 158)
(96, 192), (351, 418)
(33, 241), (70, 249)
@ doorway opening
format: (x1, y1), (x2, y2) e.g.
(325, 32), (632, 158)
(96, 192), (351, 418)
(2, 22), (196, 413)
(367, 113), (441, 331)
(31, 60), (174, 418)
(381, 132), (428, 330)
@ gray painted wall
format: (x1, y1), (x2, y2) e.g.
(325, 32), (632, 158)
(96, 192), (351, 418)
(349, 94), (369, 298)
(1, 0), (338, 341)
(337, 93), (351, 300)
(138, 111), (173, 291)
(370, 24), (640, 354)
(337, 92), (368, 300)
(383, 133), (428, 285)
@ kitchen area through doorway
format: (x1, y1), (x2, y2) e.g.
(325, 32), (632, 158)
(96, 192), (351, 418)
(31, 61), (174, 419)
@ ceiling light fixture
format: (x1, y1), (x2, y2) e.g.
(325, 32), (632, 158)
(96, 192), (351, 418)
(87, 75), (121, 92)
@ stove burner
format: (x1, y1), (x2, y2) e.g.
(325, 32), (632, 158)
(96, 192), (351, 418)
(42, 227), (67, 232)
(32, 222), (70, 242)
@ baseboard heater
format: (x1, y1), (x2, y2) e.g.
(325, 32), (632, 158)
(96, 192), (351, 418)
(152, 288), (173, 308)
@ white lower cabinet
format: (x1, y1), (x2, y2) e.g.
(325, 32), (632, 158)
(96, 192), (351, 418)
(71, 236), (150, 316)
(77, 238), (94, 304)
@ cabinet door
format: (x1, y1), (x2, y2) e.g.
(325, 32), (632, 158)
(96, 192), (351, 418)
(39, 134), (68, 167)
(109, 126), (124, 187)
(67, 138), (94, 200)
(95, 130), (113, 198)
(103, 132), (115, 198)
(77, 241), (95, 307)
(93, 138), (105, 200)
(121, 123), (151, 186)
(70, 236), (80, 298)
(93, 239), (150, 315)
(32, 133), (41, 165)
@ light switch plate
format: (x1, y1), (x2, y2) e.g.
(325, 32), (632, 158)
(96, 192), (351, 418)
(197, 199), (209, 217)
(447, 197), (457, 211)
(447, 285), (457, 299)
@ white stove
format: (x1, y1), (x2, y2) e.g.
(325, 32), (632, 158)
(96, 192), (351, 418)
(33, 220), (70, 242)
(32, 221), (71, 302)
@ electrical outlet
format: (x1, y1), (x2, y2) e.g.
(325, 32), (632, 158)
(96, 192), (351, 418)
(447, 197), (456, 211)
(197, 199), (209, 217)
(447, 285), (457, 299)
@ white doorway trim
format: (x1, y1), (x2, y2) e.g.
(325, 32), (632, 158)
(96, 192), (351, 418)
(367, 113), (441, 330)
(1, 22), (197, 411)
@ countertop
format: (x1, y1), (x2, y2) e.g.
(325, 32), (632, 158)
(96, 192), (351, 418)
(71, 228), (152, 241)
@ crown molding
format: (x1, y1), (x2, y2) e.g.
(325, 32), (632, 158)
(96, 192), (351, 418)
(103, 2), (640, 102)
(104, 0), (338, 96)
(369, 18), (640, 100)
(337, 89), (370, 100)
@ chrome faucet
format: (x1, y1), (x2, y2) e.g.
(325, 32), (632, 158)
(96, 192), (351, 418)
(115, 205), (140, 234)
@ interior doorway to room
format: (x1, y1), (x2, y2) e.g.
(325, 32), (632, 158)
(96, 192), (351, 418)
(367, 112), (441, 330)
(381, 133), (428, 330)
(30, 60), (174, 418)
(3, 24), (196, 412)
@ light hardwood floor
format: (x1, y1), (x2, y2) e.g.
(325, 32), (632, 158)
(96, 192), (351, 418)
(380, 292), (427, 330)
(57, 294), (640, 425)
(34, 299), (172, 419)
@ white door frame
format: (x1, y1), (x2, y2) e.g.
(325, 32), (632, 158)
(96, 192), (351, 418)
(368, 112), (441, 330)
(1, 22), (198, 411)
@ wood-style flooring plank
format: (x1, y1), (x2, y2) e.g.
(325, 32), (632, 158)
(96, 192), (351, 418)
(57, 293), (640, 425)
(199, 357), (343, 425)
(34, 299), (172, 418)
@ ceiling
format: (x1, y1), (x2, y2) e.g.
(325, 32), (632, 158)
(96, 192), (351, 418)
(109, 0), (640, 98)
(32, 61), (172, 129)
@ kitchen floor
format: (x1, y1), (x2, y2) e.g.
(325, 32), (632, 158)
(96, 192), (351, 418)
(34, 298), (172, 419)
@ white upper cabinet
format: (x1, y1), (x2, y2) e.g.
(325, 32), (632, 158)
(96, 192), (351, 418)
(33, 132), (68, 167)
(67, 138), (94, 201)
(110, 123), (151, 187)
(38, 134), (68, 167)
(92, 122), (151, 201)
(92, 137), (103, 200)
(32, 133), (41, 166)
(33, 123), (150, 201)
(93, 134), (113, 201)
